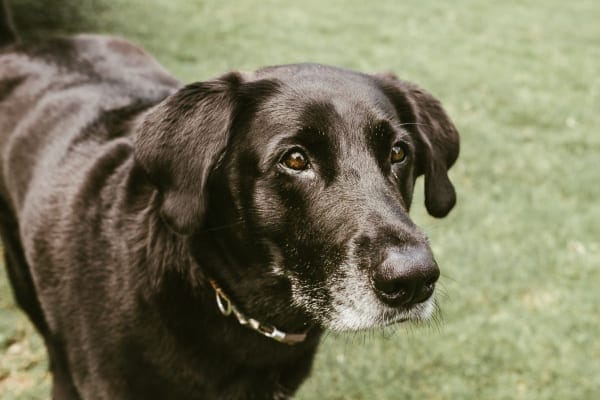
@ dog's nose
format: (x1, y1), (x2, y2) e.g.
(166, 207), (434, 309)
(372, 246), (440, 307)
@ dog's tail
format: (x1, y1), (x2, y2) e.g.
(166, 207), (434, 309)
(0, 0), (17, 47)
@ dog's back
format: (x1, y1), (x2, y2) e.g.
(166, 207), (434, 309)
(0, 34), (180, 213)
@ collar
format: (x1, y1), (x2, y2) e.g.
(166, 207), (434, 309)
(208, 279), (309, 345)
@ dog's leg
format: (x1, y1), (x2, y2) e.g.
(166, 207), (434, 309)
(45, 340), (82, 400)
(0, 201), (81, 399)
(0, 204), (48, 337)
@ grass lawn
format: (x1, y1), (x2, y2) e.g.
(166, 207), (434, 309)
(1, 0), (599, 398)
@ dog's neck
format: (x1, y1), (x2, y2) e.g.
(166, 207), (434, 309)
(125, 192), (322, 397)
(207, 277), (310, 345)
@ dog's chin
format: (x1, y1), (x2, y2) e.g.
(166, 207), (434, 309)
(323, 292), (438, 332)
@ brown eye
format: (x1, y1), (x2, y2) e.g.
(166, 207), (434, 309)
(391, 144), (407, 164)
(282, 150), (310, 171)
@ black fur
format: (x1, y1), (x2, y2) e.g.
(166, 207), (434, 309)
(0, 20), (459, 400)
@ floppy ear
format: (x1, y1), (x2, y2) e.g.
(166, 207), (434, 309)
(134, 72), (243, 234)
(375, 73), (460, 218)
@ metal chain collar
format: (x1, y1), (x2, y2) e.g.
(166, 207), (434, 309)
(208, 279), (308, 345)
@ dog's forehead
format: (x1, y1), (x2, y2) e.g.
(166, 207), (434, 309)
(248, 64), (396, 142)
(258, 64), (389, 109)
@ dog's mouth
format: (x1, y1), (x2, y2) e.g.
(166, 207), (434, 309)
(338, 297), (435, 331)
(381, 297), (437, 325)
(314, 280), (438, 332)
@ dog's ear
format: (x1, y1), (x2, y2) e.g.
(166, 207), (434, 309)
(375, 73), (460, 218)
(134, 73), (243, 234)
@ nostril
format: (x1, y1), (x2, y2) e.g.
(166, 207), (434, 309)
(373, 278), (413, 299)
(374, 278), (400, 296)
(415, 278), (437, 302)
(372, 275), (416, 306)
(424, 276), (438, 290)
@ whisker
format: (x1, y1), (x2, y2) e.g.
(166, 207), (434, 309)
(440, 272), (460, 284)
(396, 121), (433, 129)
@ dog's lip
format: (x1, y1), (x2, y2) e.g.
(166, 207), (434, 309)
(386, 314), (410, 325)
(380, 300), (434, 327)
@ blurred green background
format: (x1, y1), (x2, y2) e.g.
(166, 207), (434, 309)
(1, 0), (599, 398)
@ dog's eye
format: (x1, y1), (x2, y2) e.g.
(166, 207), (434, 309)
(281, 149), (310, 171)
(391, 144), (407, 164)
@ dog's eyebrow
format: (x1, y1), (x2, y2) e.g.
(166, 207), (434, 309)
(298, 100), (337, 131)
(368, 120), (395, 143)
(366, 119), (412, 171)
(368, 119), (412, 142)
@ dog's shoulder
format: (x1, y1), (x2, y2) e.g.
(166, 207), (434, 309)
(0, 34), (179, 217)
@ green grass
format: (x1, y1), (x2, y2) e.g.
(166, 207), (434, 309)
(2, 0), (599, 398)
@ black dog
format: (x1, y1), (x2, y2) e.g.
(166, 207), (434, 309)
(0, 3), (459, 399)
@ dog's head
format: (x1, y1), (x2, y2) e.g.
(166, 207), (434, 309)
(135, 64), (459, 332)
